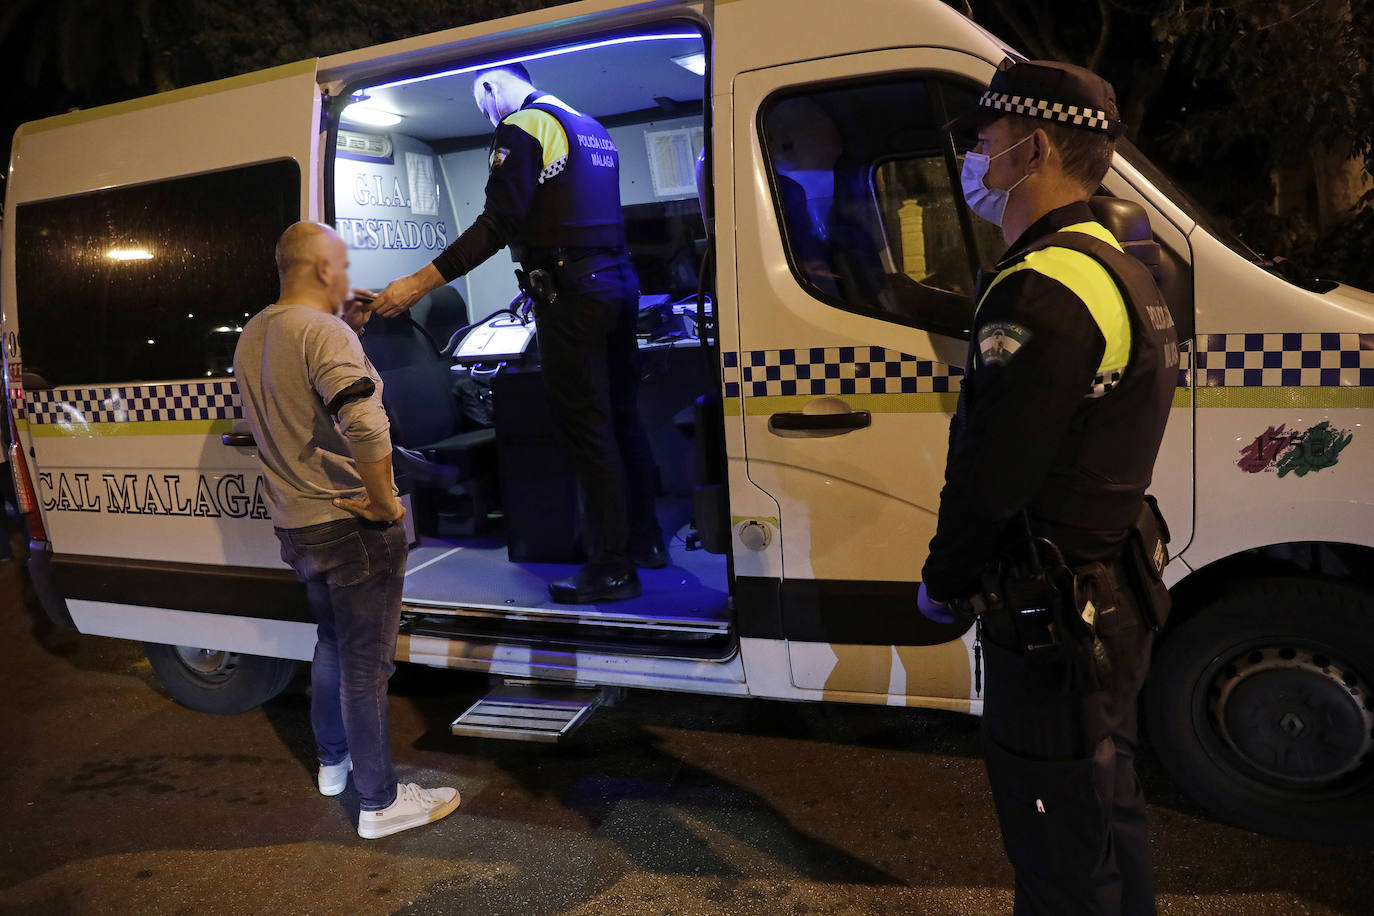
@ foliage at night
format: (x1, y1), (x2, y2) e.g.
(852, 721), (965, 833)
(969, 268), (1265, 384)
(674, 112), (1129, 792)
(974, 0), (1373, 286)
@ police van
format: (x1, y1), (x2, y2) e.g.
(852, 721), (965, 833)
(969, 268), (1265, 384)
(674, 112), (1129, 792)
(4, 0), (1372, 842)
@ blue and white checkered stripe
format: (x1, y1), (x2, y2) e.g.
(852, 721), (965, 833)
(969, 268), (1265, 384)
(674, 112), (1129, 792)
(25, 381), (242, 425)
(1195, 333), (1374, 388)
(723, 347), (964, 399)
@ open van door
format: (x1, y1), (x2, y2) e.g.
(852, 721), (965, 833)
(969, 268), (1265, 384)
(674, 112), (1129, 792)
(5, 60), (323, 668)
(725, 38), (1006, 707)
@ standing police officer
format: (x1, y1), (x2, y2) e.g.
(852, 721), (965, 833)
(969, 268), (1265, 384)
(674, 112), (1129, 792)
(369, 64), (665, 604)
(917, 60), (1179, 915)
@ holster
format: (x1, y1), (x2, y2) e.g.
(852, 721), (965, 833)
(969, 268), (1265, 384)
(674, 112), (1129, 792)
(980, 536), (1111, 696)
(514, 267), (558, 305)
(1121, 494), (1172, 631)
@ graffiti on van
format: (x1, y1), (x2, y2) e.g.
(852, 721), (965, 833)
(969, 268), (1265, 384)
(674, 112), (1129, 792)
(1236, 421), (1353, 476)
(37, 471), (271, 519)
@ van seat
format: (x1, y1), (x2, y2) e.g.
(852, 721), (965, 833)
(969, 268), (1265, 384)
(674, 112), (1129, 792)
(410, 285), (470, 353)
(361, 313), (496, 533)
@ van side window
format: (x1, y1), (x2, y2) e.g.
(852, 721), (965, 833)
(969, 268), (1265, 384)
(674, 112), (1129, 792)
(760, 78), (1002, 338)
(15, 160), (300, 387)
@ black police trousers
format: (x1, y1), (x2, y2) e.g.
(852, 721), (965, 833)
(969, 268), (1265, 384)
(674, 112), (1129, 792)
(532, 259), (662, 568)
(981, 563), (1156, 916)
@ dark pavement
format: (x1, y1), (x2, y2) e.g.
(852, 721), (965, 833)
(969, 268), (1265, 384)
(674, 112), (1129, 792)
(2, 532), (1371, 916)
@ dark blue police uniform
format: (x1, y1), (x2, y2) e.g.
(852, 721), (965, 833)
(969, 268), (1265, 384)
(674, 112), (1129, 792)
(923, 200), (1179, 915)
(432, 93), (662, 599)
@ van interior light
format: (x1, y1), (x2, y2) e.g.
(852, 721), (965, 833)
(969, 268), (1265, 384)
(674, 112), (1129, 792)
(108, 248), (153, 261)
(372, 32), (703, 91)
(342, 102), (403, 128)
(671, 52), (706, 76)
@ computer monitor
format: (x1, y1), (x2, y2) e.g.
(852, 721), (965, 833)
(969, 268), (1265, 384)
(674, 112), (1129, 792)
(452, 313), (536, 364)
(622, 198), (706, 299)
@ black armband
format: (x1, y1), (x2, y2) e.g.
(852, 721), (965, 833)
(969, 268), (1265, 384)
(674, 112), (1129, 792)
(326, 378), (376, 416)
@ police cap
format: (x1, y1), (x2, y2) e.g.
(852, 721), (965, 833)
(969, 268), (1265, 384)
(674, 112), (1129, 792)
(949, 58), (1126, 138)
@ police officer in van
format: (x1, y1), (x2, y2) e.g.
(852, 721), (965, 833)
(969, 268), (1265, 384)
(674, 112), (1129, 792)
(916, 60), (1179, 915)
(369, 64), (665, 604)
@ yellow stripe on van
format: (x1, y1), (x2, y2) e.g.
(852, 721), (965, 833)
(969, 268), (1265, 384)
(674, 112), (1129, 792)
(27, 420), (235, 438)
(732, 387), (1360, 414)
(740, 393), (960, 415)
(19, 59), (318, 135)
(1196, 387), (1374, 409)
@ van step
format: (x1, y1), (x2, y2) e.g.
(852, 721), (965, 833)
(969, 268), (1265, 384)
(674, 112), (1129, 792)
(399, 603), (734, 660)
(451, 683), (609, 742)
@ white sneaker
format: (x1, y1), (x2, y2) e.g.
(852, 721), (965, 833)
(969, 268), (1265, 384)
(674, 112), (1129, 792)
(317, 756), (352, 797)
(358, 782), (461, 839)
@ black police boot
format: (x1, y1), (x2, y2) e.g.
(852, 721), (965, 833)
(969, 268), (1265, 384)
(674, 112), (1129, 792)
(628, 540), (670, 570)
(549, 564), (641, 604)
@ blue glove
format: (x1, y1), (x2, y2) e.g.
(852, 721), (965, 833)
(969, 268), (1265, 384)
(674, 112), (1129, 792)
(917, 582), (958, 624)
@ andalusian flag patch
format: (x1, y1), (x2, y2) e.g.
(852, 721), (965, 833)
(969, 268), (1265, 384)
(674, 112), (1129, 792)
(978, 321), (1032, 366)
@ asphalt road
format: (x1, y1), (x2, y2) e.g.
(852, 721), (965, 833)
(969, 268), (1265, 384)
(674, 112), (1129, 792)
(2, 533), (1371, 916)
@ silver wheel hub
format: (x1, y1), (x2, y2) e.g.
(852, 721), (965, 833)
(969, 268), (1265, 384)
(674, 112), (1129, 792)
(1210, 644), (1373, 785)
(173, 646), (241, 682)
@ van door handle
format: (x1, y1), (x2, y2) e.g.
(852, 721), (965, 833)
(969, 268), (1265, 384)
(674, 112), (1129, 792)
(221, 432), (257, 447)
(769, 410), (871, 431)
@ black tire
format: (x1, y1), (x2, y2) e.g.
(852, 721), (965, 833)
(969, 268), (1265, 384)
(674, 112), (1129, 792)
(143, 642), (298, 716)
(1145, 578), (1374, 843)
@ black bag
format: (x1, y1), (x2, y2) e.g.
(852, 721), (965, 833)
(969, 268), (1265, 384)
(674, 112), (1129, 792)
(453, 371), (495, 429)
(1122, 495), (1172, 631)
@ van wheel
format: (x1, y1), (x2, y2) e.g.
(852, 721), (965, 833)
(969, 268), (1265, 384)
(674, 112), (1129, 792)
(1145, 579), (1374, 843)
(143, 642), (298, 715)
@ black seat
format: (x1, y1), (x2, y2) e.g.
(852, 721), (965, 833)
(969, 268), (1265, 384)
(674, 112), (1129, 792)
(1089, 196), (1195, 340)
(409, 285), (470, 354)
(360, 312), (496, 534)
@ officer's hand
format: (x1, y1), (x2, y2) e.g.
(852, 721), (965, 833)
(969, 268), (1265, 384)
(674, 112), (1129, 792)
(917, 582), (958, 624)
(332, 494), (406, 523)
(368, 276), (427, 317)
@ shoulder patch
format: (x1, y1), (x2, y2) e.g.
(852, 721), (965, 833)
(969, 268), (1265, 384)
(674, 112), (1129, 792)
(978, 321), (1032, 367)
(490, 147), (510, 169)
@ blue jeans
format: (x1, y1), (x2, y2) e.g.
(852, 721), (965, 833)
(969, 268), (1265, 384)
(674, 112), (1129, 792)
(275, 517), (408, 811)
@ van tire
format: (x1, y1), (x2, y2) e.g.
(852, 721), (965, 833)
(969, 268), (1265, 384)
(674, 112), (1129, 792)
(1144, 579), (1374, 843)
(143, 642), (298, 716)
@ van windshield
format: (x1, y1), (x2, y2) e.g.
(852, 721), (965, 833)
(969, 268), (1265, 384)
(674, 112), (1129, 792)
(1116, 138), (1259, 261)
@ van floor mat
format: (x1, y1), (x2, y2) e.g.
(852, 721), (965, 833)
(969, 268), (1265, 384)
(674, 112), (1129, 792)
(401, 520), (729, 624)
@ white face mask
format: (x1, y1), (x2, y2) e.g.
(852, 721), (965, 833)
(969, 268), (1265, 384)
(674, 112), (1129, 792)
(960, 133), (1033, 227)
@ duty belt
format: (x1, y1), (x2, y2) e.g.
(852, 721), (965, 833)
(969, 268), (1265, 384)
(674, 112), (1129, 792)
(518, 246), (628, 270)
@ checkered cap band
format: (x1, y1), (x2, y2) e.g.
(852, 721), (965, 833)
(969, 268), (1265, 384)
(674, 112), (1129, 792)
(722, 347), (963, 399)
(980, 91), (1116, 133)
(24, 381), (243, 425)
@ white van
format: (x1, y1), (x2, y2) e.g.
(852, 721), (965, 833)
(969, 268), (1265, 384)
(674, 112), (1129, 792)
(4, 0), (1372, 842)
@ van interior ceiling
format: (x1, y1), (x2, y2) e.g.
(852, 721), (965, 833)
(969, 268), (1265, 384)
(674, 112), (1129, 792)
(329, 28), (730, 652)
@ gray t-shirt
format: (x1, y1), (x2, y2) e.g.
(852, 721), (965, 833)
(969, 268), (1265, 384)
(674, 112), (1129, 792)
(234, 304), (392, 530)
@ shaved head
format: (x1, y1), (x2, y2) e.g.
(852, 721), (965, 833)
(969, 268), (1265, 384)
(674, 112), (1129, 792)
(274, 221), (351, 312)
(276, 221), (343, 281)
(473, 66), (536, 127)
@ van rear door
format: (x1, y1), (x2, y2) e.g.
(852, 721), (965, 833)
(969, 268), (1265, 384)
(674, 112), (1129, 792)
(4, 61), (322, 655)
